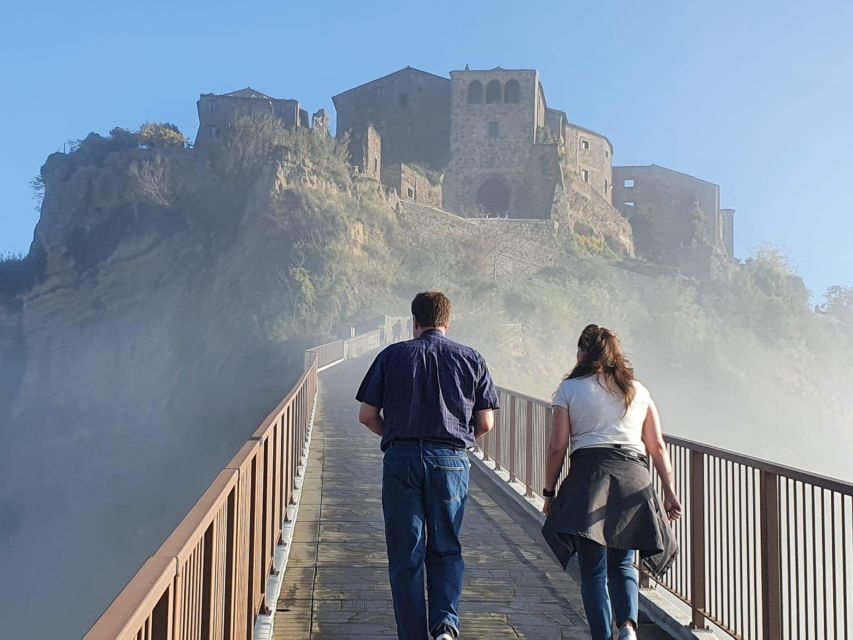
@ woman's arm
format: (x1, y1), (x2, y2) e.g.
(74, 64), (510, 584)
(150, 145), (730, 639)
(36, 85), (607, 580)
(543, 406), (571, 515)
(642, 400), (682, 520)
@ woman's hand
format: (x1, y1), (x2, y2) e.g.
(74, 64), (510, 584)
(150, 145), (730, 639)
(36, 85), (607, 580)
(664, 491), (682, 521)
(543, 496), (554, 516)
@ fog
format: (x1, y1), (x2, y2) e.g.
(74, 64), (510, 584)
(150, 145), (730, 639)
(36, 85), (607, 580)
(2, 255), (851, 638)
(1, 102), (851, 640)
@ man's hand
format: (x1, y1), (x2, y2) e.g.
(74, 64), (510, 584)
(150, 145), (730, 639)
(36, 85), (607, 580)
(543, 496), (554, 516)
(358, 403), (384, 437)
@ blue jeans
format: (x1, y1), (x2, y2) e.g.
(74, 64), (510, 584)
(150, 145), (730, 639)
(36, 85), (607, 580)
(382, 441), (470, 640)
(575, 537), (639, 640)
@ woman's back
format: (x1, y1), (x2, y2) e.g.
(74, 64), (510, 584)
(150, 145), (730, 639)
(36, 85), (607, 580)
(553, 375), (651, 454)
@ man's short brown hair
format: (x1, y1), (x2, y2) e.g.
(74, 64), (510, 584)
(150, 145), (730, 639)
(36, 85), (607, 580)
(411, 291), (452, 328)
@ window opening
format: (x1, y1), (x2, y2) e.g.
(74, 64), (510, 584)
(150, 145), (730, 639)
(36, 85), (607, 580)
(467, 81), (483, 104)
(486, 80), (502, 104)
(504, 80), (520, 103)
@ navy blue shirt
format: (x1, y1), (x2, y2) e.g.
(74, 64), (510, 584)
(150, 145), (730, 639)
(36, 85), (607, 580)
(356, 330), (499, 450)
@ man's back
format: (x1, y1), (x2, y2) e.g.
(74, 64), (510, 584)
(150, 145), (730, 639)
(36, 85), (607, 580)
(356, 329), (496, 451)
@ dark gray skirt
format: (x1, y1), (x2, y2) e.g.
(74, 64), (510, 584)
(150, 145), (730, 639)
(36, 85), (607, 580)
(541, 447), (678, 576)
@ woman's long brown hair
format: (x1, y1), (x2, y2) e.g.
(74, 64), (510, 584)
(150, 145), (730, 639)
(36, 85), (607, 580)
(565, 324), (636, 413)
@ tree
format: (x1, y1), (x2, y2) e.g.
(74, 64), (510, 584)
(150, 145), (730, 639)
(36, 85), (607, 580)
(138, 122), (187, 148)
(29, 175), (45, 211)
(821, 286), (853, 325)
(127, 155), (178, 207)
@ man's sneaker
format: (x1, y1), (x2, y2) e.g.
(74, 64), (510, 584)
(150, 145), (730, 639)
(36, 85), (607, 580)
(617, 623), (638, 640)
(434, 635), (454, 640)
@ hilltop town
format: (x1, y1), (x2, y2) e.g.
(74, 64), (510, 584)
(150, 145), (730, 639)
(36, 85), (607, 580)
(196, 65), (737, 279)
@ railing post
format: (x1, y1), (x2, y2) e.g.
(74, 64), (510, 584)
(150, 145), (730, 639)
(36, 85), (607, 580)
(494, 391), (502, 472)
(524, 401), (534, 497)
(760, 470), (782, 640)
(508, 395), (517, 483)
(689, 450), (708, 629)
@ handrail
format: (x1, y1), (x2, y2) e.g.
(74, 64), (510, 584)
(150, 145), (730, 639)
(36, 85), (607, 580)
(85, 327), (396, 640)
(478, 385), (853, 640)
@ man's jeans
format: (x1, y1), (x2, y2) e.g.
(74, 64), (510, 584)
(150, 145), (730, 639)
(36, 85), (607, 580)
(382, 440), (469, 640)
(575, 537), (639, 640)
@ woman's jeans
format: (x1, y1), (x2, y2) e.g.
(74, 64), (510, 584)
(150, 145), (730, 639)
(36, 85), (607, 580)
(382, 440), (470, 640)
(575, 537), (639, 640)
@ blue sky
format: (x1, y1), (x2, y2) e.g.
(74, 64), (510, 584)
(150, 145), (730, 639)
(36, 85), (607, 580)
(1, 0), (850, 296)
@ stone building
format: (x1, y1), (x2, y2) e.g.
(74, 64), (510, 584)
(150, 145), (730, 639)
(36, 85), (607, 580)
(195, 87), (310, 144)
(196, 67), (739, 272)
(611, 164), (735, 264)
(380, 163), (442, 207)
(332, 67), (451, 169)
(348, 125), (382, 181)
(442, 68), (561, 220)
(331, 66), (635, 254)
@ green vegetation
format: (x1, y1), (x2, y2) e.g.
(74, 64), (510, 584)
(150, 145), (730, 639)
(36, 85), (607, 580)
(138, 122), (187, 148)
(574, 233), (617, 258)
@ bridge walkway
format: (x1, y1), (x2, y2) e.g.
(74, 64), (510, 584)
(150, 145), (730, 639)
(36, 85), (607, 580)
(272, 356), (667, 640)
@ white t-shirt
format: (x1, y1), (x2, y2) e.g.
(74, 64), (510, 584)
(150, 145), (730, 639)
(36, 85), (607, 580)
(552, 375), (652, 455)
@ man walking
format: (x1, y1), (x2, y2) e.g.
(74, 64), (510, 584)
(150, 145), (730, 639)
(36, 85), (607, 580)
(356, 292), (498, 640)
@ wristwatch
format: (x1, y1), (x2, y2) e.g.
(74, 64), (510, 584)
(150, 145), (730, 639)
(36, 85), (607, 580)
(542, 487), (556, 498)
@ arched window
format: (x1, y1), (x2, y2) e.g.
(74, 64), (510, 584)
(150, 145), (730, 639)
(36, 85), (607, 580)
(485, 80), (502, 104)
(467, 81), (483, 104)
(504, 79), (520, 103)
(476, 178), (510, 215)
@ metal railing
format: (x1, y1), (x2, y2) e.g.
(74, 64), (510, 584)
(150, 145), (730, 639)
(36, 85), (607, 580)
(304, 338), (346, 370)
(85, 328), (385, 640)
(344, 328), (383, 360)
(476, 386), (853, 640)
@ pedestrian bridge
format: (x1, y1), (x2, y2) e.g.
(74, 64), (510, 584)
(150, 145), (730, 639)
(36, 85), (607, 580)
(85, 331), (853, 640)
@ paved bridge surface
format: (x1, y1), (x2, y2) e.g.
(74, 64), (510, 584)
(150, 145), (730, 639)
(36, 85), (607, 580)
(272, 357), (669, 640)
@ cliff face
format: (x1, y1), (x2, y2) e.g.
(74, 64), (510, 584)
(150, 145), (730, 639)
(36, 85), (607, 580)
(0, 129), (390, 639)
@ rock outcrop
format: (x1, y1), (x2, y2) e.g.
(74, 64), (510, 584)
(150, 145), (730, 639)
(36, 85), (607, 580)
(0, 129), (389, 639)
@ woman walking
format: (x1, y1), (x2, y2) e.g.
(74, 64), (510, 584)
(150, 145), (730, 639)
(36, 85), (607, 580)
(541, 324), (681, 640)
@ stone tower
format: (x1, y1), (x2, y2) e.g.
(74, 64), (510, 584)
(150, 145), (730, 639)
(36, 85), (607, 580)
(441, 68), (560, 219)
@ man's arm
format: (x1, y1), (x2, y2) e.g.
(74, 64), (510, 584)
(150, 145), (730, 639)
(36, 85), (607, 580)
(473, 409), (494, 439)
(358, 402), (384, 437)
(355, 351), (385, 437)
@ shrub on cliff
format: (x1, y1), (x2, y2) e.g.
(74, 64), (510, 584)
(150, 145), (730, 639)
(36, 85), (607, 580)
(207, 114), (350, 194)
(138, 122), (187, 148)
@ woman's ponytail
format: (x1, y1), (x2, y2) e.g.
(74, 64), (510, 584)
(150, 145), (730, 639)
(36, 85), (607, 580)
(566, 324), (636, 413)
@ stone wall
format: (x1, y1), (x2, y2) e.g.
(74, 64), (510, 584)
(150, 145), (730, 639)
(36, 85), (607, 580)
(381, 163), (442, 207)
(333, 67), (451, 169)
(312, 109), (330, 137)
(195, 93), (302, 144)
(398, 202), (564, 280)
(720, 208), (735, 257)
(564, 180), (635, 256)
(349, 125), (382, 180)
(564, 124), (612, 202)
(612, 164), (726, 262)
